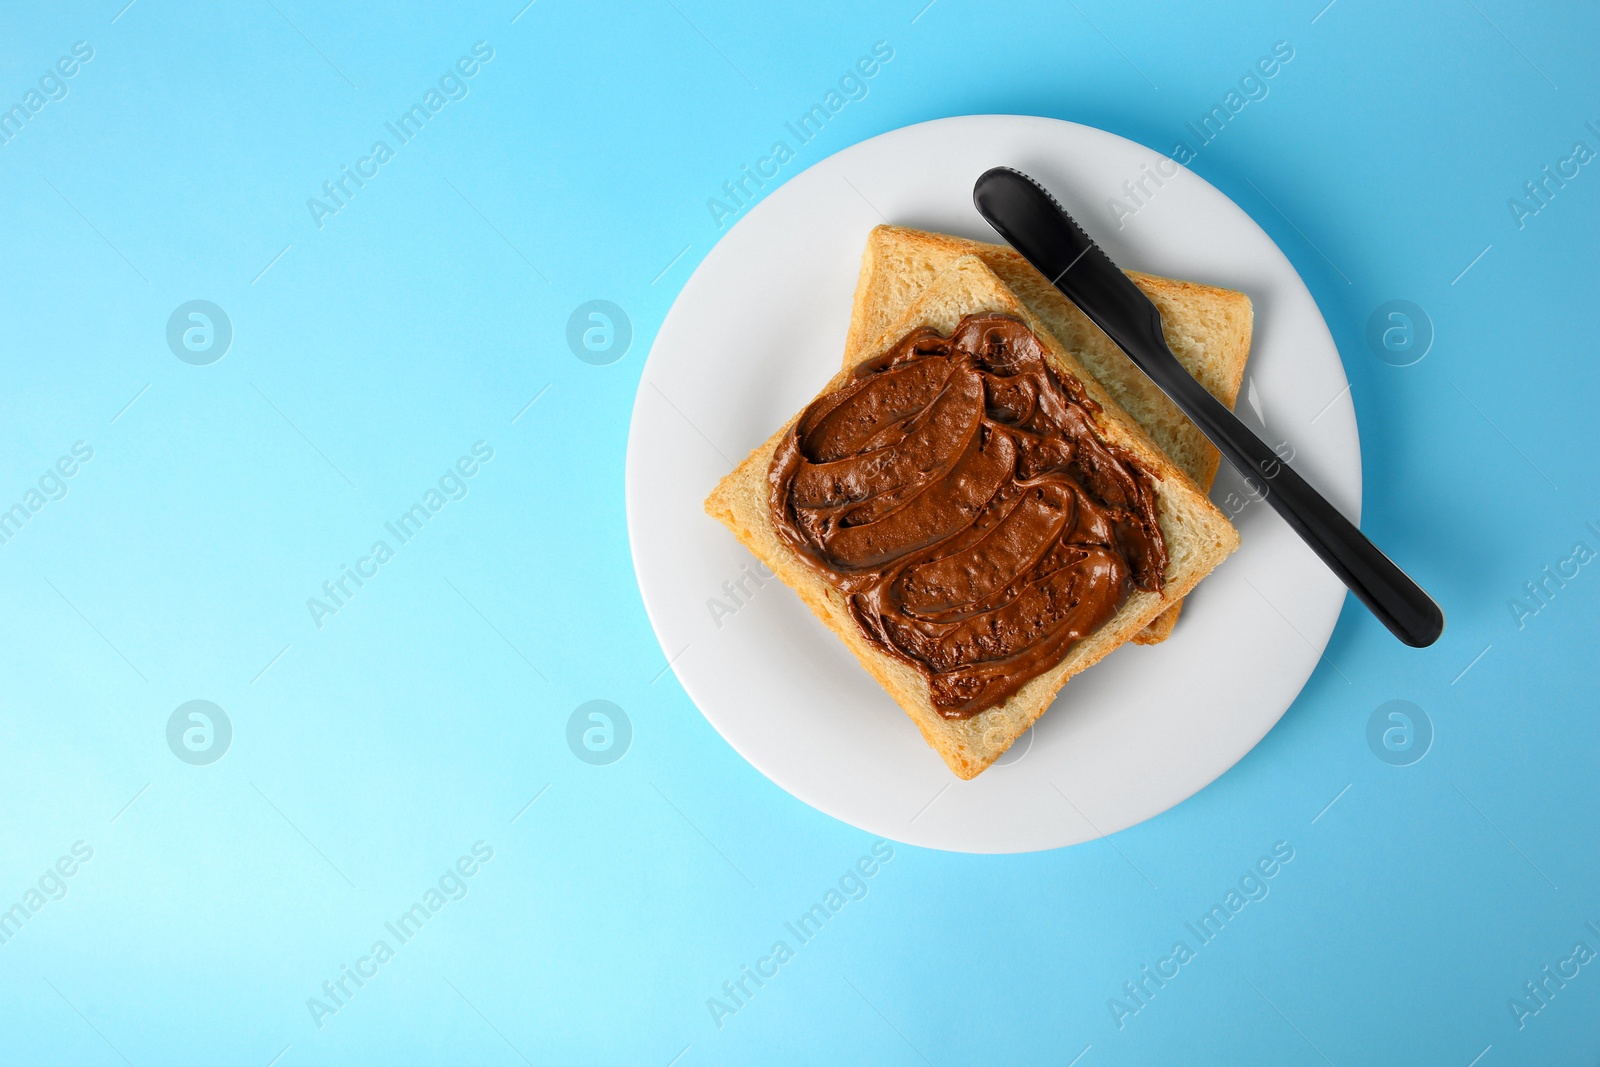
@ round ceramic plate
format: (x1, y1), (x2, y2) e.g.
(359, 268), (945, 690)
(626, 115), (1358, 853)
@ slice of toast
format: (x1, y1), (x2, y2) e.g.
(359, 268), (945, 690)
(842, 226), (1253, 643)
(705, 255), (1240, 779)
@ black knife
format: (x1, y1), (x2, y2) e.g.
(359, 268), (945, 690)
(973, 166), (1443, 647)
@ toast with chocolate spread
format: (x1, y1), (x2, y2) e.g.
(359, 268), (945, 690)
(705, 255), (1239, 778)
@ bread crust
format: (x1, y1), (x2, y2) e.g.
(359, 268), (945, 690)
(706, 255), (1239, 779)
(842, 226), (1254, 644)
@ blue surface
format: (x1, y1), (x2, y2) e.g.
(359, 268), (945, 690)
(0, 1), (1595, 1064)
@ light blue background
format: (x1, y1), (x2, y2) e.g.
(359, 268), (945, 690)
(0, 1), (1595, 1064)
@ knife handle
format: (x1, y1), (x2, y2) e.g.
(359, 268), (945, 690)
(1133, 337), (1444, 647)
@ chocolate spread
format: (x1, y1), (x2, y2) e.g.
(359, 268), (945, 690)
(769, 314), (1166, 718)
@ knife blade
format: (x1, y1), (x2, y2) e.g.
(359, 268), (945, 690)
(973, 166), (1443, 647)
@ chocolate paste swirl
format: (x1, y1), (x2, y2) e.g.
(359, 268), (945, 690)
(769, 314), (1166, 718)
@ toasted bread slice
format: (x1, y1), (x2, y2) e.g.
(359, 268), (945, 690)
(705, 255), (1240, 779)
(843, 226), (1253, 643)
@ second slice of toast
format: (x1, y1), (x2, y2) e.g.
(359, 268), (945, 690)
(842, 226), (1254, 643)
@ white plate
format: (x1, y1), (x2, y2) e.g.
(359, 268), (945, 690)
(626, 116), (1358, 853)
